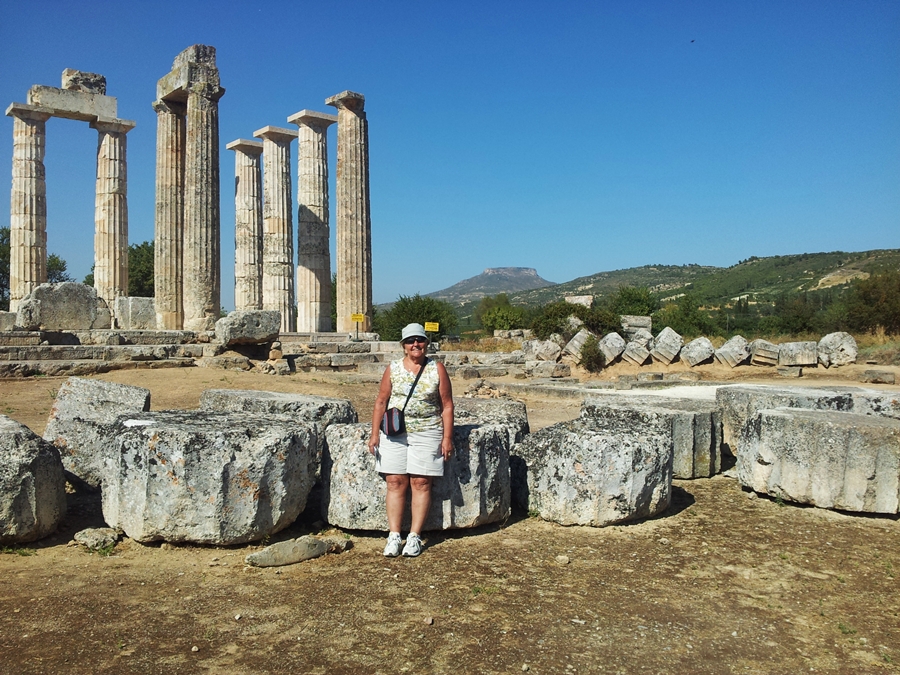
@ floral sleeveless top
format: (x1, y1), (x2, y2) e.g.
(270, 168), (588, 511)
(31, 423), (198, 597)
(387, 358), (442, 432)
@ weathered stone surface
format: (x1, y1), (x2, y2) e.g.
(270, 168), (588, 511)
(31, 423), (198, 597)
(630, 327), (653, 348)
(621, 341), (650, 366)
(27, 84), (117, 121)
(16, 283), (109, 330)
(739, 408), (900, 513)
(0, 312), (16, 331)
(532, 361), (571, 378)
(562, 328), (593, 361)
(511, 414), (671, 526)
(597, 332), (626, 364)
(850, 389), (900, 419)
(860, 370), (896, 385)
(749, 339), (779, 366)
(215, 310), (280, 346)
(102, 411), (318, 544)
(322, 421), (510, 531)
(454, 397), (530, 448)
(778, 341), (817, 367)
(61, 69), (107, 94)
(114, 297), (156, 330)
(582, 395), (721, 479)
(817, 332), (858, 368)
(473, 351), (524, 366)
(0, 416), (66, 544)
(245, 535), (351, 566)
(681, 337), (715, 367)
(777, 366), (802, 378)
(522, 339), (562, 362)
(43, 377), (151, 489)
(713, 335), (750, 368)
(74, 527), (119, 551)
(620, 315), (651, 341)
(649, 327), (683, 365)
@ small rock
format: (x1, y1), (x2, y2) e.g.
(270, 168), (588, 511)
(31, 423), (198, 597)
(234, 614), (242, 621)
(522, 665), (531, 672)
(555, 555), (570, 565)
(425, 617), (434, 625)
(191, 646), (199, 652)
(658, 538), (670, 546)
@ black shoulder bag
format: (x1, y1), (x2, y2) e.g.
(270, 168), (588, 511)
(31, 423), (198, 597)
(381, 359), (428, 436)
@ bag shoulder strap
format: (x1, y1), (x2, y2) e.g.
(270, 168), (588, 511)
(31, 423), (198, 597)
(401, 358), (429, 412)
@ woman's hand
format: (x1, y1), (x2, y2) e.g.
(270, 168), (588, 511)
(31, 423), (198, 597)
(368, 432), (379, 456)
(441, 437), (453, 461)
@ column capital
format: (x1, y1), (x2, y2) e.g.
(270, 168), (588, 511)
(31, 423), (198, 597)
(287, 109), (337, 129)
(253, 126), (298, 143)
(325, 91), (365, 113)
(226, 138), (264, 155)
(91, 117), (136, 134)
(5, 102), (52, 122)
(152, 99), (186, 116)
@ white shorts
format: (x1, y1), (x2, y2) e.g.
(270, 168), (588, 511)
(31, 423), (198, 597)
(375, 427), (444, 476)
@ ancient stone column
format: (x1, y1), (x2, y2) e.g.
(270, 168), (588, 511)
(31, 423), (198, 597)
(91, 118), (135, 308)
(152, 99), (185, 329)
(288, 109), (337, 333)
(6, 103), (51, 312)
(254, 126), (298, 333)
(326, 91), (372, 333)
(226, 139), (264, 311)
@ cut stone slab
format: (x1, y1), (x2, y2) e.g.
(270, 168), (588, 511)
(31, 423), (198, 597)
(454, 397), (530, 448)
(681, 337), (715, 367)
(738, 407), (900, 513)
(562, 328), (593, 361)
(582, 394), (721, 479)
(778, 341), (818, 367)
(43, 377), (151, 489)
(649, 327), (683, 365)
(323, 421), (510, 531)
(0, 416), (67, 544)
(860, 370), (896, 385)
(114, 297), (156, 330)
(16, 282), (110, 330)
(532, 361), (571, 378)
(714, 335), (750, 368)
(749, 339), (779, 366)
(597, 332), (626, 364)
(511, 414), (671, 527)
(817, 332), (858, 368)
(102, 411), (318, 545)
(620, 315), (651, 341)
(522, 339), (562, 362)
(215, 310), (281, 346)
(621, 342), (650, 367)
(244, 535), (351, 567)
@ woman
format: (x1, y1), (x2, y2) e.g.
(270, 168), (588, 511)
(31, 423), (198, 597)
(368, 323), (454, 557)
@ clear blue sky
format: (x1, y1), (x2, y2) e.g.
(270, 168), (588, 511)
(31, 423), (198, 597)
(2, 1), (898, 307)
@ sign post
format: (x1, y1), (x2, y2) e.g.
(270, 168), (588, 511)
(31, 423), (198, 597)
(351, 313), (365, 341)
(424, 322), (439, 345)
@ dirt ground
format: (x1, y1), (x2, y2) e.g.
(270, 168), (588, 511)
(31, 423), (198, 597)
(1, 365), (898, 674)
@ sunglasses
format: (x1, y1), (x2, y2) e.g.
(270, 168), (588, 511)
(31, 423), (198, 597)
(403, 336), (427, 345)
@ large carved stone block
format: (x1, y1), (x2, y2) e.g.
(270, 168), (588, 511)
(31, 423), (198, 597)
(680, 337), (715, 367)
(16, 282), (110, 330)
(0, 416), (66, 544)
(749, 339), (779, 366)
(649, 327), (683, 365)
(114, 297), (156, 330)
(214, 310), (281, 346)
(522, 339), (562, 362)
(778, 341), (818, 367)
(598, 332), (626, 364)
(818, 332), (858, 368)
(714, 335), (750, 368)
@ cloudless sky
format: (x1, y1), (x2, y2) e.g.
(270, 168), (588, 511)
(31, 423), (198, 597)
(1, 0), (898, 307)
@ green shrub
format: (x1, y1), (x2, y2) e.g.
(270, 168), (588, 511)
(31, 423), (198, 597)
(372, 294), (459, 341)
(530, 301), (618, 341)
(578, 334), (606, 372)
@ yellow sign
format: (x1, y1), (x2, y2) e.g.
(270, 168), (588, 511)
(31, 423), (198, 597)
(350, 313), (365, 323)
(424, 322), (439, 332)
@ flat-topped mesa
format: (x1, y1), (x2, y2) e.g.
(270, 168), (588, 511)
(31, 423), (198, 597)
(157, 44), (223, 103)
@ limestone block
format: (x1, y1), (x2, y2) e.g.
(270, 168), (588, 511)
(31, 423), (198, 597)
(0, 416), (67, 544)
(598, 332), (626, 364)
(777, 366), (802, 378)
(739, 408), (900, 513)
(511, 415), (671, 526)
(61, 69), (107, 94)
(474, 351), (524, 366)
(562, 329), (594, 361)
(114, 297), (157, 330)
(454, 398), (530, 448)
(630, 328), (653, 348)
(0, 312), (16, 331)
(860, 370), (896, 386)
(322, 422), (510, 531)
(441, 353), (469, 366)
(714, 335), (750, 368)
(27, 84), (117, 121)
(620, 315), (652, 341)
(337, 342), (372, 353)
(522, 339), (562, 362)
(43, 377), (151, 489)
(851, 389), (900, 419)
(215, 310), (281, 346)
(649, 327), (683, 365)
(681, 337), (715, 367)
(621, 342), (650, 366)
(15, 282), (107, 330)
(749, 339), (779, 366)
(817, 332), (858, 368)
(778, 341), (818, 367)
(293, 353), (338, 368)
(532, 362), (571, 378)
(582, 395), (721, 479)
(330, 353), (377, 367)
(102, 411), (318, 544)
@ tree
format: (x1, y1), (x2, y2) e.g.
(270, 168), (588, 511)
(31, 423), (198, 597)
(475, 293), (511, 327)
(373, 293), (458, 341)
(842, 270), (900, 334)
(127, 241), (154, 297)
(47, 254), (74, 283)
(605, 286), (660, 316)
(481, 304), (527, 332)
(652, 294), (716, 338)
(1, 225), (74, 310)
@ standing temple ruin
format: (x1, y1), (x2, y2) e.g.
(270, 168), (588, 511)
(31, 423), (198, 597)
(226, 139), (264, 311)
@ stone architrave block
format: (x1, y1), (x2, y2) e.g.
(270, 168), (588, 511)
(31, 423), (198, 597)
(582, 395), (721, 479)
(714, 335), (751, 368)
(681, 337), (715, 367)
(649, 327), (683, 365)
(43, 377), (151, 489)
(102, 411), (318, 544)
(598, 332), (626, 364)
(522, 339), (562, 362)
(778, 341), (818, 367)
(749, 339), (779, 366)
(562, 329), (594, 361)
(620, 315), (652, 341)
(0, 312), (16, 331)
(621, 342), (650, 366)
(114, 297), (156, 330)
(27, 84), (117, 121)
(532, 362), (571, 378)
(511, 414), (671, 527)
(322, 422), (511, 531)
(817, 332), (858, 368)
(15, 282), (108, 330)
(739, 408), (900, 513)
(0, 416), (67, 544)
(215, 310), (281, 346)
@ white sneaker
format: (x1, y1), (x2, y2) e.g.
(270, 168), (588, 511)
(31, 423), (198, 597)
(402, 533), (422, 557)
(383, 533), (402, 557)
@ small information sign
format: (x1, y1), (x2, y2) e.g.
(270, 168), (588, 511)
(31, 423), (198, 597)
(424, 322), (440, 332)
(351, 313), (365, 323)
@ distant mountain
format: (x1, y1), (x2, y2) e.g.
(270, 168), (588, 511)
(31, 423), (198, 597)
(427, 267), (556, 304)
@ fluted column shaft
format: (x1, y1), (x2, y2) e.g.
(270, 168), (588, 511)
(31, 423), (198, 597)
(289, 110), (336, 333)
(326, 91), (372, 333)
(254, 126), (297, 333)
(226, 139), (263, 311)
(7, 104), (51, 312)
(181, 83), (223, 331)
(92, 119), (134, 308)
(153, 100), (185, 329)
